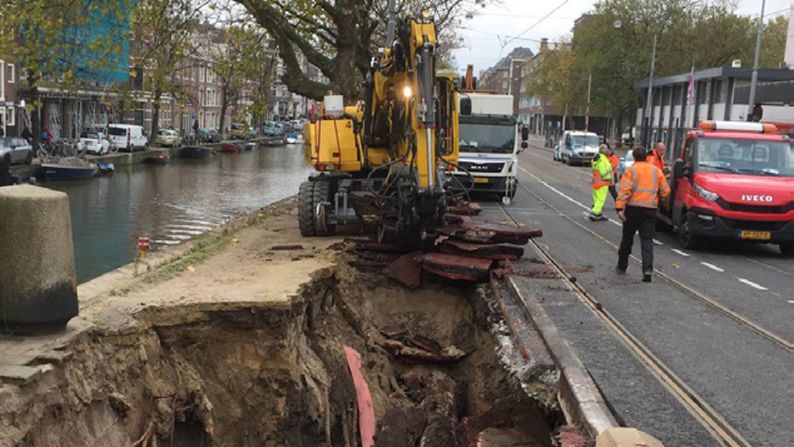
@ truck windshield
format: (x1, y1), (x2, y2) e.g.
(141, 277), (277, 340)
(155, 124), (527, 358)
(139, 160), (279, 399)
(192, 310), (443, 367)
(572, 135), (599, 146)
(459, 124), (515, 154)
(695, 138), (794, 177)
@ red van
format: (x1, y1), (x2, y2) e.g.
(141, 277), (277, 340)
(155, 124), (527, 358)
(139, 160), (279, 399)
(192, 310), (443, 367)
(659, 120), (794, 255)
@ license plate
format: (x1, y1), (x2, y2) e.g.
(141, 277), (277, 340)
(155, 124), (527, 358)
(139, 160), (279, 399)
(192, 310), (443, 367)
(741, 230), (771, 240)
(473, 177), (489, 184)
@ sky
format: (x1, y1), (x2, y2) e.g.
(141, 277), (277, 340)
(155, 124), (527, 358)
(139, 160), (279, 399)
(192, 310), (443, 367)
(453, 0), (792, 71)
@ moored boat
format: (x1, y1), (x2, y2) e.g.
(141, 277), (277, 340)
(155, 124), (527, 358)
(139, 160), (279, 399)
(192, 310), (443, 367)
(221, 143), (242, 153)
(179, 146), (216, 159)
(143, 154), (169, 165)
(41, 158), (99, 181)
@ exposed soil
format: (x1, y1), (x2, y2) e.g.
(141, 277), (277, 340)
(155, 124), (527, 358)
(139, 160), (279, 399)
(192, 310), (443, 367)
(0, 200), (562, 447)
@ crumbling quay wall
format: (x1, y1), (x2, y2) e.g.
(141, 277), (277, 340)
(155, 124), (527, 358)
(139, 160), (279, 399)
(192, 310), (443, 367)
(1, 264), (558, 447)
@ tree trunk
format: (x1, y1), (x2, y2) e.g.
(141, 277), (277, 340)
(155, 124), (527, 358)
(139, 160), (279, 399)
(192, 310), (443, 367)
(29, 80), (41, 149)
(219, 87), (228, 139)
(151, 87), (163, 141)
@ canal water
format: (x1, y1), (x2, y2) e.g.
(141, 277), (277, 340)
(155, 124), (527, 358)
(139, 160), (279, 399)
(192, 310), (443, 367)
(47, 144), (311, 283)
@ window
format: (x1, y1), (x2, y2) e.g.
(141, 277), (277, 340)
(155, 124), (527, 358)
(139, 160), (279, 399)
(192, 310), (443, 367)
(712, 80), (723, 103)
(8, 64), (14, 83)
(0, 60), (4, 100)
(6, 107), (14, 126)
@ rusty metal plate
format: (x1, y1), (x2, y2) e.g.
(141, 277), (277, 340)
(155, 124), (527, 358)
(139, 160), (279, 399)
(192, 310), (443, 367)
(417, 252), (493, 282)
(439, 240), (524, 260)
(384, 253), (423, 288)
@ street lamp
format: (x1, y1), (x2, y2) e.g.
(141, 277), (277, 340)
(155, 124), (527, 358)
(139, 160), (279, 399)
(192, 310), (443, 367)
(614, 19), (656, 147)
(747, 0), (766, 121)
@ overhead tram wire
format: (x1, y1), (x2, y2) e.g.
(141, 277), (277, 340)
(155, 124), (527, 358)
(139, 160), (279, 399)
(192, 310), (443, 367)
(502, 0), (570, 47)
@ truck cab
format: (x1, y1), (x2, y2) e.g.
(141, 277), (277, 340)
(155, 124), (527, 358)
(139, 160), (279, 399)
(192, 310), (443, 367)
(660, 120), (794, 255)
(451, 92), (528, 205)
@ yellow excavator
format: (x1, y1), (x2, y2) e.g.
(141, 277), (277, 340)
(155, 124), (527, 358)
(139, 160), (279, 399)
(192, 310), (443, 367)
(299, 7), (459, 245)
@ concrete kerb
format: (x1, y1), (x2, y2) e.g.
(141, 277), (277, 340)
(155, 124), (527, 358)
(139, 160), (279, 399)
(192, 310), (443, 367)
(505, 275), (618, 438)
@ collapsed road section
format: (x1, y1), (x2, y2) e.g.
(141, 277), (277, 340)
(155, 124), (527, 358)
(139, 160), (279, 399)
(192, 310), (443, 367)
(0, 197), (624, 447)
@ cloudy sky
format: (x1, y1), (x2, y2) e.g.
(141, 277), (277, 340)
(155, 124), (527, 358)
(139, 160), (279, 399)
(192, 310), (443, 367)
(453, 0), (792, 71)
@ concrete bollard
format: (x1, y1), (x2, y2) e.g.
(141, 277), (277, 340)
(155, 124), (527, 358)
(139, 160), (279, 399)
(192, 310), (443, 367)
(0, 185), (78, 333)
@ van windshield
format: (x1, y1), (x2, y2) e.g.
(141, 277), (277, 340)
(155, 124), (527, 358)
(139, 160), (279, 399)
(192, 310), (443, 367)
(459, 123), (515, 154)
(572, 135), (599, 146)
(107, 127), (127, 136)
(695, 138), (794, 177)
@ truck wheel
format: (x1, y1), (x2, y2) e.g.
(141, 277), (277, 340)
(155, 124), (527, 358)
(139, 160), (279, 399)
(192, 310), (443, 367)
(312, 180), (336, 236)
(677, 214), (700, 250)
(298, 181), (316, 236)
(780, 243), (794, 257)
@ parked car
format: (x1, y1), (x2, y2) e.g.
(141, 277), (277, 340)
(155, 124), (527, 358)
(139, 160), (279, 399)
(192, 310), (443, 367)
(208, 129), (222, 143)
(618, 149), (635, 179)
(263, 121), (284, 138)
(0, 137), (33, 165)
(231, 123), (249, 140)
(155, 129), (182, 147)
(78, 131), (111, 155)
(107, 124), (148, 152)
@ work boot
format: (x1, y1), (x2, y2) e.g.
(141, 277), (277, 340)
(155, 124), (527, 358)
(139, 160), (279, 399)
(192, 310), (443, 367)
(615, 266), (626, 275)
(642, 269), (652, 283)
(589, 212), (606, 221)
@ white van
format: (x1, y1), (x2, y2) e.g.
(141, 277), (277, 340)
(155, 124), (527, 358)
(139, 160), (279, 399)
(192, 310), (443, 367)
(555, 130), (600, 166)
(107, 124), (148, 152)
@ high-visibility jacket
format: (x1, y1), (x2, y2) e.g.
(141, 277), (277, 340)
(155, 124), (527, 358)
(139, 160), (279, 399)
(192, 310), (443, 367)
(649, 149), (665, 173)
(616, 161), (670, 209)
(592, 154), (613, 188)
(608, 154), (619, 184)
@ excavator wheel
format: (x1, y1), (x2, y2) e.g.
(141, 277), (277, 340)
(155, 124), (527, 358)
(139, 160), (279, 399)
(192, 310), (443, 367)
(312, 179), (336, 236)
(298, 181), (316, 236)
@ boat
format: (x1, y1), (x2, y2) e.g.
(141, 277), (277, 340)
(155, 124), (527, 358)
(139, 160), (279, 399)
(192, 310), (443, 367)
(41, 158), (99, 181)
(220, 143), (243, 153)
(178, 146), (216, 159)
(243, 142), (256, 151)
(285, 132), (303, 144)
(143, 154), (169, 165)
(97, 162), (115, 173)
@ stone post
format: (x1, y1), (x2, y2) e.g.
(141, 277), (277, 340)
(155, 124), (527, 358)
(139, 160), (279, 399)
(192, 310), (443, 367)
(0, 185), (78, 333)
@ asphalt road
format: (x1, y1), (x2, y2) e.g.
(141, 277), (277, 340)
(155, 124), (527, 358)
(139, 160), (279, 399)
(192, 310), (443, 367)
(491, 139), (794, 447)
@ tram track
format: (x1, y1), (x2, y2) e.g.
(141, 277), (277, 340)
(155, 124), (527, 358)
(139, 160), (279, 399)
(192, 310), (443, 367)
(497, 202), (754, 447)
(508, 178), (794, 353)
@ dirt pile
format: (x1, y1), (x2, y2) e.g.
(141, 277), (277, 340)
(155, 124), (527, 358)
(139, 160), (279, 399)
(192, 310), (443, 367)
(1, 256), (563, 447)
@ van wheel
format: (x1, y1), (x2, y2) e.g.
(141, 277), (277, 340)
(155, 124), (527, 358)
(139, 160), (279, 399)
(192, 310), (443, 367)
(780, 243), (794, 257)
(677, 214), (700, 250)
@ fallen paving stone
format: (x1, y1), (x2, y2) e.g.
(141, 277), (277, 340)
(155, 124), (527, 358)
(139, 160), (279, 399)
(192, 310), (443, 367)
(0, 364), (52, 385)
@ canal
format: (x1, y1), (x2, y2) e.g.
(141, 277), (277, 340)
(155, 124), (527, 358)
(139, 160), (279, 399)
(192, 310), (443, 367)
(47, 144), (311, 283)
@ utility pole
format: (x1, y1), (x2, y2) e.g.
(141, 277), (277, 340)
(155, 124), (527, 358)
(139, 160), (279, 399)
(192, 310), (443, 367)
(747, 0), (766, 121)
(585, 72), (592, 132)
(644, 34), (657, 148)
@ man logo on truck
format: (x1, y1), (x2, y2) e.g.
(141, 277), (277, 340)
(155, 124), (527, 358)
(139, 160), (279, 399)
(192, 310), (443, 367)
(741, 195), (774, 202)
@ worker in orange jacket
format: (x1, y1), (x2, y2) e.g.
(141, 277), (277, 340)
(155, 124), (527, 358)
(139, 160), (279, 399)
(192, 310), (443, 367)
(605, 144), (620, 200)
(649, 141), (666, 173)
(616, 147), (670, 282)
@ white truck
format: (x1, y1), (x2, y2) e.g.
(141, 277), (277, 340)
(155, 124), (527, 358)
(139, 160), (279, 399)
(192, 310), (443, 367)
(451, 92), (528, 205)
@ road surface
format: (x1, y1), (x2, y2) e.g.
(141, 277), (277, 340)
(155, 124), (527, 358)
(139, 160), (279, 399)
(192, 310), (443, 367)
(485, 139), (794, 447)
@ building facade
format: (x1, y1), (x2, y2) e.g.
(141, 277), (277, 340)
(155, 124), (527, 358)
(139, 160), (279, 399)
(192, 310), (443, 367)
(634, 67), (794, 155)
(477, 47), (533, 115)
